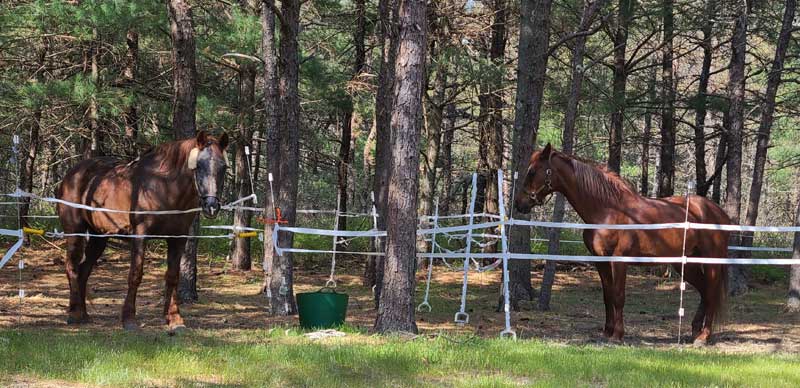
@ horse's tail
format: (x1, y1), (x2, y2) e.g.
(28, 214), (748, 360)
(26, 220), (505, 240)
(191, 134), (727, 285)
(715, 262), (729, 331)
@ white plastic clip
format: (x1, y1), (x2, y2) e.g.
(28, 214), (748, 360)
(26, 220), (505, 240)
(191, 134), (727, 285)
(454, 312), (469, 325)
(513, 171), (518, 179)
(268, 173), (274, 182)
(244, 146), (250, 155)
(678, 307), (685, 317)
(680, 282), (686, 291)
(13, 134), (19, 145)
(19, 289), (25, 298)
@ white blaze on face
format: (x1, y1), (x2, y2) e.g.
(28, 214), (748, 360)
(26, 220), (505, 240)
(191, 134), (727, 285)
(188, 147), (200, 170)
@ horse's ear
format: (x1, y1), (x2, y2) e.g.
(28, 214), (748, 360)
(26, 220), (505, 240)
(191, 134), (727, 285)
(219, 133), (229, 150)
(541, 143), (552, 158)
(196, 131), (208, 147)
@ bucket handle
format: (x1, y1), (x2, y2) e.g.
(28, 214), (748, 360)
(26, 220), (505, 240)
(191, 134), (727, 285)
(318, 286), (337, 293)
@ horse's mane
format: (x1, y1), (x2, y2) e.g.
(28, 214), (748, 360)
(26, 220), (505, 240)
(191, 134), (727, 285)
(561, 152), (638, 204)
(125, 138), (193, 170)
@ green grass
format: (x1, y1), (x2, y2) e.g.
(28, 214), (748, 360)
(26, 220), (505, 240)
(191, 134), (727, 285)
(2, 329), (799, 387)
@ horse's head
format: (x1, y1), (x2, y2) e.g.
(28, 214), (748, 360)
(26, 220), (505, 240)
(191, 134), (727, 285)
(515, 143), (559, 214)
(187, 131), (229, 218)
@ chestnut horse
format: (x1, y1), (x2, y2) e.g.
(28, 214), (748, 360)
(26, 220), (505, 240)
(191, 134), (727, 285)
(515, 144), (729, 345)
(56, 131), (228, 331)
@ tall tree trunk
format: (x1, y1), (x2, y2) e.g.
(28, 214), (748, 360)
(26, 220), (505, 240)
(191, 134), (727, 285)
(608, 0), (633, 173)
(508, 0), (553, 309)
(788, 187), (800, 312)
(263, 0), (301, 315)
(742, 0), (796, 250)
(84, 28), (102, 159)
(725, 2), (748, 296)
(369, 0), (398, 300)
(167, 0), (200, 303)
(123, 29), (139, 158)
(479, 0), (507, 224)
(693, 0), (716, 196)
(641, 63), (656, 196)
(19, 39), (47, 244)
(336, 0), (366, 233)
(439, 103), (456, 215)
(260, 0), (282, 301)
(419, 64), (444, 242)
(231, 62), (257, 271)
(374, 0), (427, 334)
(657, 0), (675, 197)
(711, 119), (727, 204)
(539, 0), (606, 311)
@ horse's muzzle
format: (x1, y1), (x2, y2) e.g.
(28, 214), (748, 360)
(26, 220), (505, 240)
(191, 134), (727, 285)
(201, 196), (221, 219)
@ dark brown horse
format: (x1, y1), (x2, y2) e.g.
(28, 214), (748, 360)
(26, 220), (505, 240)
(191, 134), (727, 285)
(56, 131), (228, 331)
(515, 144), (730, 345)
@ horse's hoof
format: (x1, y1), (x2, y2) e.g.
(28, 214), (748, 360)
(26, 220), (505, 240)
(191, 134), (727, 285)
(123, 321), (141, 332)
(168, 325), (187, 336)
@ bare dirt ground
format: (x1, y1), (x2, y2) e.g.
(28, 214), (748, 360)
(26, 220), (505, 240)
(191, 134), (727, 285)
(2, 243), (799, 354)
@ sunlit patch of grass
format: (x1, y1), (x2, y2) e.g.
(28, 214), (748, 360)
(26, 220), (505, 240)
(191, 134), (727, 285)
(2, 328), (799, 387)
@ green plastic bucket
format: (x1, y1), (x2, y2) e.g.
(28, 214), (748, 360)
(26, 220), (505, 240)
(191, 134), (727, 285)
(296, 287), (349, 329)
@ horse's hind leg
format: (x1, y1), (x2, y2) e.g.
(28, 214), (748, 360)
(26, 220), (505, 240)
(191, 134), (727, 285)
(121, 238), (146, 331)
(695, 264), (725, 345)
(677, 263), (707, 338)
(76, 237), (107, 322)
(164, 238), (186, 331)
(65, 236), (87, 324)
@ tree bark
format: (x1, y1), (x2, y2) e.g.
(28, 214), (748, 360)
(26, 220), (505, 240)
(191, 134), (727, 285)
(439, 103), (456, 215)
(711, 120), (727, 204)
(509, 0), (554, 309)
(123, 29), (139, 158)
(741, 0), (796, 251)
(607, 0), (633, 173)
(231, 62), (257, 271)
(479, 0), (507, 223)
(83, 28), (102, 159)
(374, 0), (427, 334)
(693, 0), (716, 196)
(368, 0), (398, 300)
(641, 64), (656, 196)
(263, 0), (301, 316)
(788, 187), (800, 312)
(336, 0), (366, 233)
(260, 0), (282, 302)
(724, 2), (748, 296)
(167, 0), (200, 303)
(539, 0), (606, 311)
(18, 39), (47, 244)
(656, 0), (675, 197)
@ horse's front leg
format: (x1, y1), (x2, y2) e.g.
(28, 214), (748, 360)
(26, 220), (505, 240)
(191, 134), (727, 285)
(164, 238), (187, 331)
(610, 262), (627, 342)
(594, 262), (615, 338)
(65, 236), (88, 324)
(122, 238), (146, 331)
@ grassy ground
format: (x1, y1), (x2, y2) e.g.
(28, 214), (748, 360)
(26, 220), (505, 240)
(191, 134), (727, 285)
(2, 328), (800, 387)
(2, 234), (800, 387)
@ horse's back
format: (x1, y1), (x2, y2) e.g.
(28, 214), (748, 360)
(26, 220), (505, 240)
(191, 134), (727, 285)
(57, 157), (132, 233)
